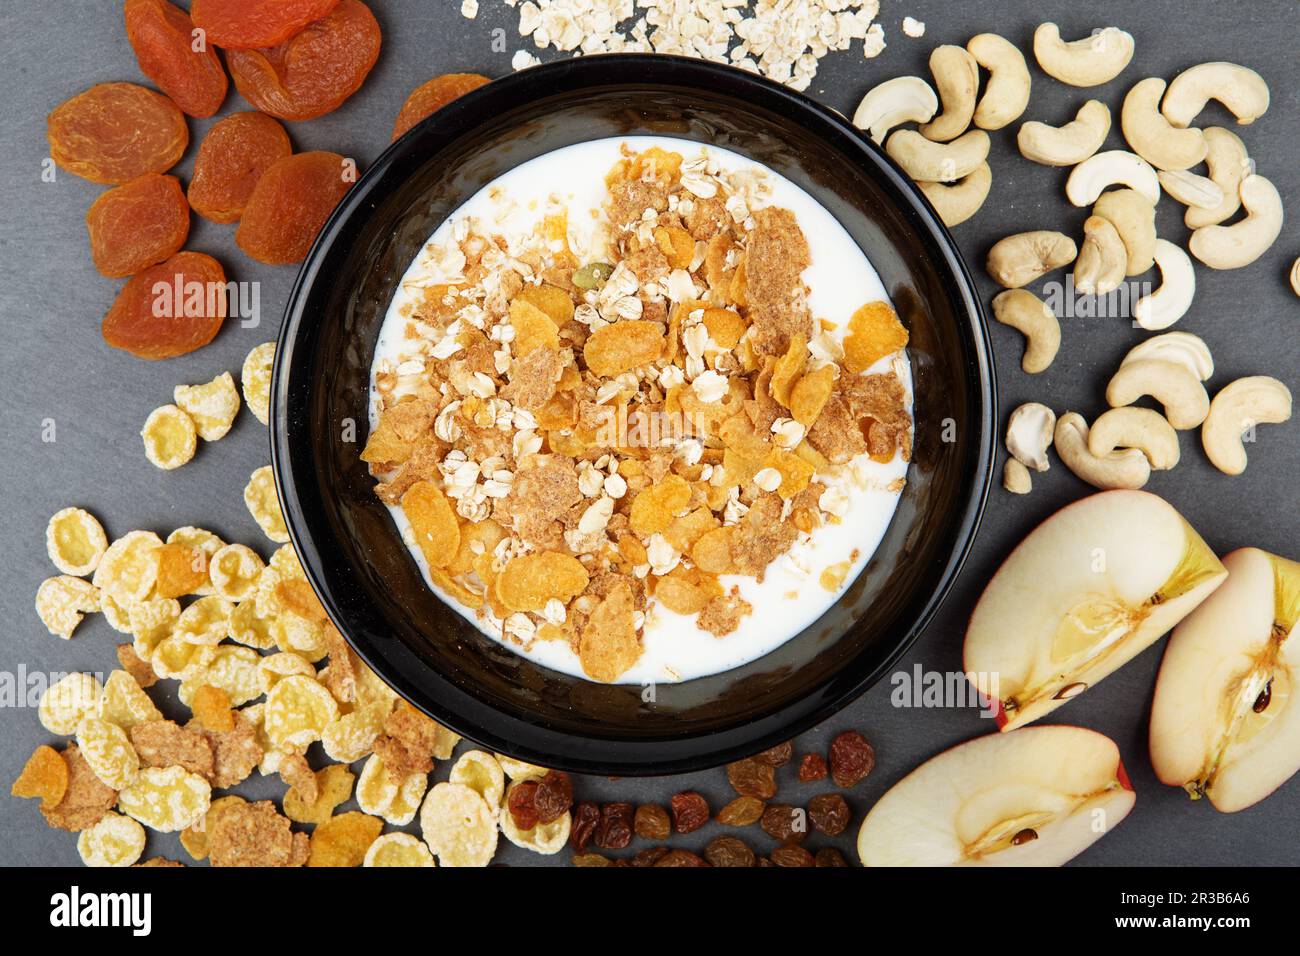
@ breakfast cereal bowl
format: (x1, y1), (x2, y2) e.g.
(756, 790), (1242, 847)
(271, 54), (996, 775)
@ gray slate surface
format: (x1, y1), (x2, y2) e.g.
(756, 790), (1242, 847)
(0, 0), (1295, 867)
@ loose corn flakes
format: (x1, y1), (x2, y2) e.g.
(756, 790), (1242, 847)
(371, 700), (443, 775)
(129, 719), (215, 780)
(141, 403), (198, 469)
(175, 594), (232, 645)
(764, 448), (815, 499)
(35, 575), (101, 639)
(93, 530), (163, 604)
(174, 371), (240, 441)
(284, 763), (354, 825)
(258, 651), (315, 694)
(11, 744), (69, 809)
(180, 644), (261, 707)
(209, 799), (301, 867)
(264, 674), (338, 750)
(243, 465), (289, 543)
(179, 793), (245, 861)
(167, 526), (225, 564)
(702, 307), (747, 349)
(75, 716), (140, 790)
(789, 363), (837, 426)
(509, 297), (560, 355)
(39, 672), (103, 735)
(98, 669), (162, 730)
(629, 473), (691, 537)
(153, 542), (210, 598)
(356, 753), (427, 826)
(769, 333), (808, 407)
(496, 551), (589, 613)
(307, 811), (383, 868)
(363, 832), (435, 867)
(515, 282), (574, 324)
(843, 300), (909, 374)
(45, 507), (109, 576)
(227, 598), (277, 650)
(494, 754), (549, 783)
(278, 751), (317, 802)
(117, 765), (211, 832)
(448, 750), (505, 810)
(188, 711), (262, 788)
(583, 320), (665, 377)
(241, 341), (275, 426)
(76, 811), (146, 867)
(41, 745), (117, 832)
(320, 706), (385, 764)
(419, 782), (498, 868)
(150, 635), (211, 680)
(401, 481), (460, 570)
(116, 643), (158, 688)
(209, 543), (264, 601)
(578, 580), (642, 683)
(191, 684), (235, 732)
(101, 592), (134, 634)
(128, 596), (181, 659)
(500, 782), (571, 855)
(691, 526), (735, 574)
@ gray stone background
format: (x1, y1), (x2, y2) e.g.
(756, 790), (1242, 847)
(0, 0), (1295, 866)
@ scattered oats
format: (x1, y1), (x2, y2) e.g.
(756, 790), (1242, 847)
(771, 417), (806, 449)
(819, 485), (851, 518)
(753, 467), (783, 493)
(691, 369), (728, 404)
(461, 0), (479, 18)
(512, 49), (541, 71)
(902, 16), (925, 37)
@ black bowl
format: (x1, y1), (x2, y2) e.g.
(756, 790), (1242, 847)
(271, 54), (996, 776)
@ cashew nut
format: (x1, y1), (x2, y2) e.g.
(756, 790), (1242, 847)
(1017, 100), (1110, 166)
(1093, 188), (1157, 276)
(1006, 402), (1056, 471)
(1003, 458), (1033, 494)
(1158, 169), (1225, 210)
(1132, 240), (1196, 331)
(1121, 78), (1208, 171)
(1088, 407), (1181, 470)
(853, 76), (939, 144)
(917, 163), (992, 227)
(1033, 23), (1135, 87)
(1189, 174), (1284, 270)
(1122, 331), (1213, 382)
(987, 231), (1078, 288)
(967, 33), (1031, 130)
(1065, 150), (1160, 207)
(1106, 359), (1210, 430)
(886, 129), (989, 182)
(1291, 257), (1300, 297)
(1201, 376), (1293, 475)
(991, 289), (1060, 373)
(1055, 412), (1151, 490)
(1073, 215), (1127, 295)
(920, 45), (979, 142)
(1186, 128), (1250, 229)
(1162, 62), (1270, 128)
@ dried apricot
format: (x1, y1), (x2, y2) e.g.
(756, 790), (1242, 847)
(391, 73), (489, 141)
(225, 0), (381, 121)
(191, 0), (340, 49)
(187, 112), (292, 223)
(48, 82), (187, 184)
(86, 173), (189, 278)
(235, 151), (352, 265)
(102, 251), (227, 359)
(124, 0), (227, 118)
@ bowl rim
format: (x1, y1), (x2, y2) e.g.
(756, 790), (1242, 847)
(270, 53), (997, 775)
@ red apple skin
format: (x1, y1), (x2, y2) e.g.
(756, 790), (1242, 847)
(1116, 759), (1134, 793)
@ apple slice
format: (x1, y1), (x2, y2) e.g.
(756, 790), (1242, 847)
(1150, 547), (1300, 812)
(857, 726), (1135, 866)
(965, 490), (1226, 731)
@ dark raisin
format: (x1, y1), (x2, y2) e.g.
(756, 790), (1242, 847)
(807, 793), (851, 836)
(670, 791), (709, 833)
(634, 803), (672, 841)
(655, 849), (709, 867)
(797, 753), (829, 782)
(594, 802), (634, 849)
(571, 852), (612, 867)
(704, 835), (756, 867)
(570, 801), (600, 852)
(770, 844), (815, 867)
(506, 780), (540, 831)
(726, 758), (777, 799)
(829, 730), (875, 788)
(760, 803), (806, 843)
(716, 795), (765, 826)
(533, 770), (573, 824)
(814, 847), (849, 867)
(753, 741), (794, 767)
(631, 846), (670, 867)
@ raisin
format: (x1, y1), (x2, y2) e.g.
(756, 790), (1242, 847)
(630, 846), (670, 867)
(754, 741), (794, 767)
(102, 251), (227, 359)
(235, 151), (352, 265)
(571, 852), (612, 867)
(704, 835), (756, 868)
(533, 770), (573, 825)
(654, 849), (709, 867)
(124, 0), (227, 118)
(770, 844), (814, 868)
(760, 804), (806, 843)
(829, 730), (876, 788)
(85, 173), (189, 278)
(670, 791), (709, 834)
(814, 847), (849, 867)
(726, 758), (776, 799)
(506, 780), (540, 831)
(797, 753), (829, 782)
(391, 73), (490, 142)
(48, 82), (187, 185)
(807, 793), (851, 836)
(225, 0), (380, 122)
(716, 795), (765, 827)
(188, 112), (292, 224)
(570, 801), (599, 852)
(634, 803), (671, 841)
(190, 0), (340, 49)
(594, 802), (633, 850)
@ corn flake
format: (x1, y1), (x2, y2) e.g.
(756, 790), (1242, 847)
(191, 684), (235, 732)
(118, 765), (211, 832)
(128, 597), (181, 660)
(497, 551), (589, 613)
(180, 793), (245, 861)
(419, 782), (498, 868)
(364, 832), (435, 867)
(509, 298), (560, 355)
(307, 811), (383, 868)
(209, 798), (302, 867)
(583, 320), (665, 377)
(320, 706), (386, 764)
(227, 599), (278, 650)
(241, 342), (275, 426)
(93, 530), (163, 604)
(153, 542), (209, 598)
(209, 544), (265, 602)
(243, 465), (289, 543)
(75, 716), (140, 790)
(35, 575), (100, 639)
(175, 595), (233, 645)
(402, 481), (460, 570)
(448, 750), (505, 810)
(76, 811), (146, 867)
(493, 754), (548, 783)
(98, 669), (162, 730)
(844, 300), (909, 373)
(264, 675), (339, 750)
(174, 371), (240, 441)
(284, 764), (354, 825)
(141, 404), (198, 470)
(41, 744), (118, 832)
(180, 644), (261, 707)
(101, 592), (134, 634)
(789, 363), (837, 426)
(39, 672), (103, 735)
(356, 753), (428, 826)
(11, 744), (69, 809)
(769, 334), (808, 407)
(258, 651), (316, 694)
(45, 507), (108, 576)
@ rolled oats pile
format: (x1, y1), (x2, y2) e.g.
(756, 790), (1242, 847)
(470, 0), (887, 90)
